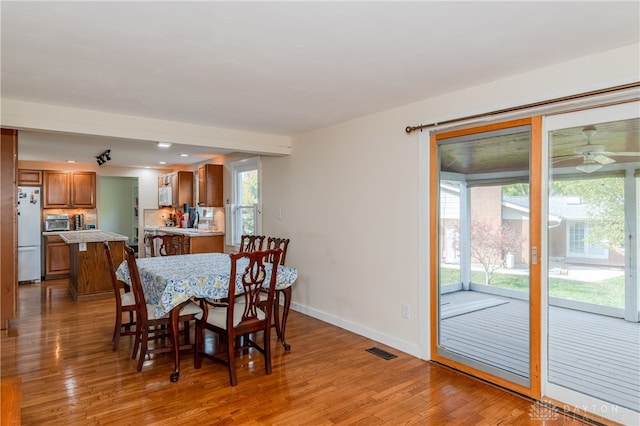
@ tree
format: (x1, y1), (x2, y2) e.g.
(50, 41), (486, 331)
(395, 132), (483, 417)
(469, 219), (523, 285)
(502, 183), (530, 196)
(551, 177), (624, 249)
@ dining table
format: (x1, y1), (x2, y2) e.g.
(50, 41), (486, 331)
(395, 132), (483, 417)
(115, 252), (298, 382)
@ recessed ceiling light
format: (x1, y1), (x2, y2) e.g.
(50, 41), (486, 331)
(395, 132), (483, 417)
(157, 142), (172, 148)
(66, 160), (76, 163)
(180, 153), (189, 157)
(159, 161), (166, 165)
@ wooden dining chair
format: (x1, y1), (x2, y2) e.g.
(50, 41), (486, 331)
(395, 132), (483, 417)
(146, 234), (185, 257)
(104, 242), (136, 351)
(194, 249), (282, 386)
(266, 237), (289, 265)
(239, 234), (265, 253)
(123, 246), (202, 372)
(265, 237), (291, 349)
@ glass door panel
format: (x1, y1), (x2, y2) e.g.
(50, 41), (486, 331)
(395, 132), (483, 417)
(432, 118), (541, 396)
(545, 103), (640, 422)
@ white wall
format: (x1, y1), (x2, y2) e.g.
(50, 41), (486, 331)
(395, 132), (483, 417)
(260, 43), (640, 359)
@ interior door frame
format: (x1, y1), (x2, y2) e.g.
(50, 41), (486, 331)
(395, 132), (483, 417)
(429, 116), (542, 399)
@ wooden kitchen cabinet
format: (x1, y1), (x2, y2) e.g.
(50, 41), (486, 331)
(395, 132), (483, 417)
(43, 171), (96, 208)
(158, 171), (193, 208)
(43, 171), (70, 208)
(71, 172), (96, 207)
(18, 169), (42, 185)
(44, 235), (70, 279)
(184, 235), (225, 254)
(197, 164), (223, 206)
(172, 171), (193, 208)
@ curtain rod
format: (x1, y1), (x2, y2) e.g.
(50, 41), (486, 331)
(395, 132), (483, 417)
(404, 81), (640, 134)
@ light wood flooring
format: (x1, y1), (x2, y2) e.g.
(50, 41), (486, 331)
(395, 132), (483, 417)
(1, 280), (593, 425)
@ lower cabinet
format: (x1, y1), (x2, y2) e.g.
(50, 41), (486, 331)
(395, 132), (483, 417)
(185, 235), (225, 254)
(44, 235), (70, 279)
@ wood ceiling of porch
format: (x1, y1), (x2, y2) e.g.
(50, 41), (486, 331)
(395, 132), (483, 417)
(439, 118), (639, 175)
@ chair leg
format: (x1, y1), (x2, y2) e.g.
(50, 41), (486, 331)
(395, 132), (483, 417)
(125, 311), (134, 331)
(276, 287), (292, 350)
(137, 329), (148, 372)
(194, 321), (203, 369)
(273, 290), (281, 333)
(183, 321), (190, 345)
(264, 328), (272, 375)
(113, 311), (122, 351)
(132, 327), (141, 360)
(227, 333), (238, 386)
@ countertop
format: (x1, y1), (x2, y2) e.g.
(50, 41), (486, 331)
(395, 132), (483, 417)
(43, 229), (100, 236)
(143, 226), (224, 237)
(56, 231), (129, 244)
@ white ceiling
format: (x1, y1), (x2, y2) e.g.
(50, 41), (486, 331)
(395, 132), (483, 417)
(2, 1), (639, 168)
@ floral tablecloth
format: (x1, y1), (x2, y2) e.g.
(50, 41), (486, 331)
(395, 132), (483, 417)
(115, 253), (298, 317)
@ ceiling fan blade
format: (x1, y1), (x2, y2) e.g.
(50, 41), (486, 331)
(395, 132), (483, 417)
(599, 151), (640, 157)
(593, 155), (615, 165)
(551, 155), (580, 164)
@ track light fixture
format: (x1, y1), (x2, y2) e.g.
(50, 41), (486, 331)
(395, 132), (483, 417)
(96, 149), (111, 166)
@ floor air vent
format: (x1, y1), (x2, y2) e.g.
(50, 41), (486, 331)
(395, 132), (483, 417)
(366, 347), (397, 360)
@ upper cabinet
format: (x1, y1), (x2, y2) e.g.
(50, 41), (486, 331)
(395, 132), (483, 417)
(43, 171), (70, 207)
(71, 172), (96, 208)
(158, 171), (193, 208)
(197, 164), (223, 207)
(18, 169), (42, 186)
(43, 171), (96, 208)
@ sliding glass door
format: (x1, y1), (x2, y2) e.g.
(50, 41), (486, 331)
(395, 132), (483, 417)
(544, 102), (639, 424)
(429, 103), (639, 423)
(430, 118), (542, 398)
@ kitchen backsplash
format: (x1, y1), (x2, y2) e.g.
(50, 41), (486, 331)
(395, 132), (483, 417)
(197, 207), (225, 232)
(143, 208), (175, 227)
(143, 207), (224, 232)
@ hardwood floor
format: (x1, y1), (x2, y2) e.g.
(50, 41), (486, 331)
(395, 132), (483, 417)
(1, 281), (593, 425)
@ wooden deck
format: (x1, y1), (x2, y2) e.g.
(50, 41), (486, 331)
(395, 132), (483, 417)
(440, 290), (640, 413)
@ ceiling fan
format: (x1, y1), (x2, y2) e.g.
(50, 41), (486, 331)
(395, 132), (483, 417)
(554, 125), (640, 173)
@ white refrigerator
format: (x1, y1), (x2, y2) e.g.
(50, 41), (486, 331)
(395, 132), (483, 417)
(17, 186), (42, 282)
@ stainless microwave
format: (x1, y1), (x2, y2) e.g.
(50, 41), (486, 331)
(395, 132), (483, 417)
(44, 214), (71, 231)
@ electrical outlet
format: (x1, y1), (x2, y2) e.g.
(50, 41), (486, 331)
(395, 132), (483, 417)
(401, 303), (410, 319)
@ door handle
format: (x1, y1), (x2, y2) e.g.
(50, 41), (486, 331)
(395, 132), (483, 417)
(532, 246), (538, 265)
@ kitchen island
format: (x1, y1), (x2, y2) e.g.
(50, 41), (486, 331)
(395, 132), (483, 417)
(58, 231), (128, 301)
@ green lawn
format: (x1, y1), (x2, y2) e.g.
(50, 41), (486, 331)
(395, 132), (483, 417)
(440, 267), (625, 308)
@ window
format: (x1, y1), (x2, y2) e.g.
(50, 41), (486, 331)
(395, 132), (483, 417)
(230, 157), (261, 245)
(568, 221), (585, 253)
(567, 220), (607, 259)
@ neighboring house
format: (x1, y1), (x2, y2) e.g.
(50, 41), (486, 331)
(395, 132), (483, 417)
(506, 195), (624, 268)
(440, 184), (624, 269)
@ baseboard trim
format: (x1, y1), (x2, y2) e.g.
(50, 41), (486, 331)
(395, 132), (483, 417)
(291, 302), (426, 360)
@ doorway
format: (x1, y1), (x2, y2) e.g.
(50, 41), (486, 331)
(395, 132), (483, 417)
(430, 117), (542, 398)
(543, 103), (639, 422)
(98, 176), (139, 245)
(428, 103), (640, 423)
